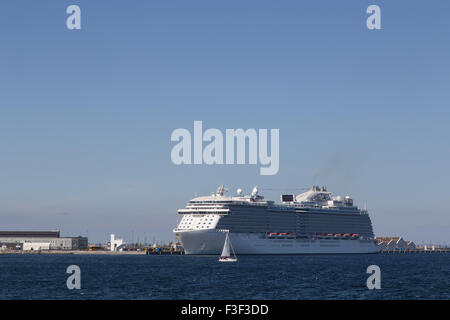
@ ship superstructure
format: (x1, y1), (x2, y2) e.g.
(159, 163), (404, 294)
(174, 185), (378, 254)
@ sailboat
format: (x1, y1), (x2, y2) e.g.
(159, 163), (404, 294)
(219, 231), (237, 262)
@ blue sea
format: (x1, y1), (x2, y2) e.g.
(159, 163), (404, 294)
(0, 253), (448, 299)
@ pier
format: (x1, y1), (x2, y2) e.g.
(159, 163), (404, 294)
(380, 248), (450, 254)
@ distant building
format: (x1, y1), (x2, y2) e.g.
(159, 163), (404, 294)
(110, 234), (126, 251)
(376, 236), (417, 251)
(0, 230), (88, 250)
(376, 236), (400, 243)
(23, 242), (50, 251)
(395, 238), (407, 250)
(377, 241), (387, 251)
(385, 239), (397, 250)
(406, 241), (416, 250)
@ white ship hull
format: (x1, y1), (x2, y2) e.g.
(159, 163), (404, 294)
(176, 229), (379, 255)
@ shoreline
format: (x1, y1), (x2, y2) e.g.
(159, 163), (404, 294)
(0, 248), (185, 255)
(0, 250), (148, 255)
(1, 250), (449, 255)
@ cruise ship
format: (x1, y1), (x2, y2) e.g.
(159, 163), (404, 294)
(173, 185), (379, 254)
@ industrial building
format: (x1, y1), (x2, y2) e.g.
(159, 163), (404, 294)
(0, 230), (88, 250)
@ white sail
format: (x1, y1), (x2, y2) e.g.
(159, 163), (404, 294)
(221, 232), (231, 257)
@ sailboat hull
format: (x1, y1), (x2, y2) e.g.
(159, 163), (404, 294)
(219, 257), (238, 262)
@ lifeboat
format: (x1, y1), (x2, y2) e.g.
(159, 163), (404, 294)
(287, 233), (296, 239)
(334, 234), (341, 237)
(351, 233), (359, 239)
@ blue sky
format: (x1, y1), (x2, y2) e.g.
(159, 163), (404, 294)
(1, 1), (449, 244)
